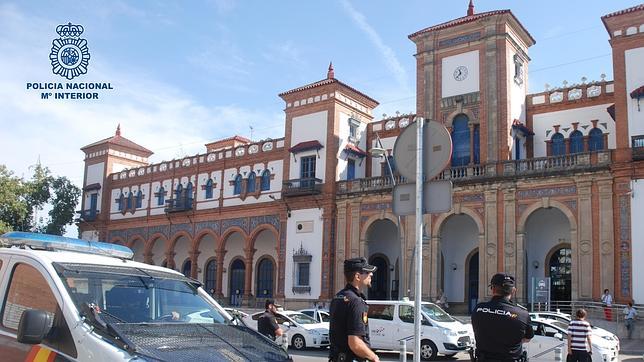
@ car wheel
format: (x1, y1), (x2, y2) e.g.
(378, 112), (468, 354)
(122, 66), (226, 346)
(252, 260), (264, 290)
(420, 340), (438, 361)
(291, 334), (306, 350)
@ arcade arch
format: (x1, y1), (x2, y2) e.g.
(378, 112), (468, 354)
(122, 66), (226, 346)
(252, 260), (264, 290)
(438, 214), (479, 306)
(364, 219), (400, 300)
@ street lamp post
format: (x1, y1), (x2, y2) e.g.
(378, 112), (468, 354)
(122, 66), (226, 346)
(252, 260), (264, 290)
(369, 133), (405, 300)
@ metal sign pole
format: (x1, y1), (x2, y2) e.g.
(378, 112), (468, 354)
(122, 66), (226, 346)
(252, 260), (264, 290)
(413, 118), (424, 362)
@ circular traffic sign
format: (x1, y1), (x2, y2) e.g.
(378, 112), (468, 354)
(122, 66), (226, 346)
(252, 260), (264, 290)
(393, 119), (452, 180)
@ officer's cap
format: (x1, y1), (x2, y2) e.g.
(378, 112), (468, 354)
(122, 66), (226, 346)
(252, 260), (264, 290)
(344, 257), (377, 273)
(490, 273), (515, 287)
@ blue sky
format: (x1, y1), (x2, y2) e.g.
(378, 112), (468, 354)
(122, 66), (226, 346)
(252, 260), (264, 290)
(0, 0), (638, 189)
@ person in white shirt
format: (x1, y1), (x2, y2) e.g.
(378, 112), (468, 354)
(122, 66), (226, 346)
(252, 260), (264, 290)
(623, 302), (638, 339)
(567, 309), (592, 362)
(601, 289), (613, 321)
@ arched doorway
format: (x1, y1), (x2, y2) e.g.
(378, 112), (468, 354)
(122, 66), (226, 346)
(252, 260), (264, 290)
(204, 259), (217, 295)
(182, 259), (192, 278)
(229, 259), (245, 306)
(368, 256), (389, 300)
(256, 258), (274, 299)
(467, 251), (479, 313)
(439, 214), (479, 307)
(548, 247), (572, 301)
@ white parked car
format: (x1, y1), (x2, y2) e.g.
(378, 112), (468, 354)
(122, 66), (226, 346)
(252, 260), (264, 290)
(525, 317), (619, 362)
(245, 310), (330, 350)
(529, 311), (619, 350)
(298, 308), (330, 327)
(366, 300), (474, 360)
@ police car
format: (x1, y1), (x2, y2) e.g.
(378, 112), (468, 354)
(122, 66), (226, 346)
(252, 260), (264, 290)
(529, 311), (619, 349)
(0, 232), (291, 361)
(297, 308), (330, 326)
(245, 310), (330, 350)
(366, 300), (474, 360)
(524, 317), (618, 362)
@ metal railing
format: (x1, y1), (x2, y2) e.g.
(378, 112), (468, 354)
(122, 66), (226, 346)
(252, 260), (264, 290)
(633, 135), (644, 160)
(336, 175), (405, 195)
(77, 209), (99, 222)
(282, 178), (323, 196)
(164, 196), (193, 213)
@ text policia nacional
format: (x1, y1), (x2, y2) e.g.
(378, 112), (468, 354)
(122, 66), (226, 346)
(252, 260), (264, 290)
(27, 82), (114, 100)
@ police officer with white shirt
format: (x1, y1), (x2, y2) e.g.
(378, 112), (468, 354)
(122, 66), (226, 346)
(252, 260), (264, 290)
(471, 273), (534, 361)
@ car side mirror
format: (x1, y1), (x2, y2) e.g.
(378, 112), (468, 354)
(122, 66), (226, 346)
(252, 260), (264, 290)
(554, 332), (563, 341)
(17, 310), (53, 344)
(282, 321), (291, 327)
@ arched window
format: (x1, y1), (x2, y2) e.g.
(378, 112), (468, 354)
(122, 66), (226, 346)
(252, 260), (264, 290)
(205, 179), (213, 199)
(204, 259), (217, 294)
(247, 172), (256, 193)
(118, 193), (124, 211)
(126, 192), (133, 210)
(261, 170), (271, 191)
(451, 114), (471, 166)
(175, 184), (183, 200)
(588, 128), (604, 151)
(233, 175), (242, 195)
(157, 186), (165, 206)
(182, 259), (192, 278)
(136, 190), (143, 208)
(256, 258), (274, 298)
(551, 133), (565, 156)
(473, 125), (480, 164)
(570, 130), (583, 153)
(186, 182), (193, 204)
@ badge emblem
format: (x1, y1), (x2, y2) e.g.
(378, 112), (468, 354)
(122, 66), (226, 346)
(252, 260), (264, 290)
(362, 312), (368, 324)
(49, 22), (90, 80)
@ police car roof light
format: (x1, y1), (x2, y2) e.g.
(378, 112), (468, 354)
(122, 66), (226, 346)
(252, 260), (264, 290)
(0, 231), (134, 260)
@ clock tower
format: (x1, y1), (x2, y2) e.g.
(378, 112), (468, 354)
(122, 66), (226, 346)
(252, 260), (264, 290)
(409, 1), (535, 163)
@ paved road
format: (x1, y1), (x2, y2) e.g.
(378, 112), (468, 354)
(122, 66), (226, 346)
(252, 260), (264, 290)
(289, 348), (643, 361)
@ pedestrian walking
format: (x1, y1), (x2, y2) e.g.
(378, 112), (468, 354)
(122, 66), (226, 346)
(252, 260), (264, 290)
(258, 299), (283, 342)
(623, 302), (638, 339)
(601, 289), (613, 321)
(567, 309), (593, 362)
(435, 289), (449, 310)
(471, 273), (533, 361)
(329, 257), (379, 362)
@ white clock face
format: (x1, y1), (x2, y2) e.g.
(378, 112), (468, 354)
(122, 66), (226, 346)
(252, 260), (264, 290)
(454, 66), (468, 81)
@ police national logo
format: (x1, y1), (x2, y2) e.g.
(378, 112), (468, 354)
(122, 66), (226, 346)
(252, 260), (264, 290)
(49, 23), (90, 80)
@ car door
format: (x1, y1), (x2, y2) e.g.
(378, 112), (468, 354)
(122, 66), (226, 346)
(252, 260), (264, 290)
(366, 304), (395, 349)
(525, 322), (566, 361)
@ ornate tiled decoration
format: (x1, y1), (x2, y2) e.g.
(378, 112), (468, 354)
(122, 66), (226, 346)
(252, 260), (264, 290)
(454, 193), (484, 203)
(438, 31), (481, 47)
(549, 92), (563, 103)
(148, 225), (170, 238)
(563, 200), (577, 212)
(195, 220), (220, 236)
(250, 215), (280, 232)
(361, 216), (370, 224)
(222, 217), (250, 234)
(108, 229), (127, 242)
(361, 202), (391, 211)
(587, 85), (601, 97)
(170, 223), (193, 237)
(568, 89), (582, 100)
(619, 196), (631, 296)
(517, 203), (529, 217)
(517, 186), (576, 199)
(127, 227), (147, 241)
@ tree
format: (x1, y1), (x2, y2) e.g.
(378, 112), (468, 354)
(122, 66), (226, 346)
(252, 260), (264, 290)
(0, 164), (81, 235)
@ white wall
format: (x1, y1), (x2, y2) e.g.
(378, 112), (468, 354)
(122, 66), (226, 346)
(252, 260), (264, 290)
(370, 136), (396, 177)
(222, 160), (283, 207)
(440, 214), (479, 303)
(196, 170), (222, 210)
(442, 50), (480, 98)
(251, 229), (279, 296)
(221, 232), (245, 297)
(507, 47), (528, 158)
(289, 111), (328, 181)
(632, 180), (644, 304)
(532, 104), (616, 157)
(285, 208), (324, 299)
(626, 47), (644, 140)
(84, 162), (105, 211)
(337, 112), (367, 181)
(150, 179), (173, 216)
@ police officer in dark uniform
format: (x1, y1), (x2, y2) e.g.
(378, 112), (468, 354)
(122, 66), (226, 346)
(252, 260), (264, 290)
(329, 257), (380, 362)
(258, 298), (283, 342)
(471, 273), (534, 361)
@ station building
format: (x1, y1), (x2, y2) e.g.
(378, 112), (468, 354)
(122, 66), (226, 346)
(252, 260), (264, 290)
(78, 3), (644, 311)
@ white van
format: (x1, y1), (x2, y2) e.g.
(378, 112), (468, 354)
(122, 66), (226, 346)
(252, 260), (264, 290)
(0, 232), (291, 361)
(366, 300), (474, 360)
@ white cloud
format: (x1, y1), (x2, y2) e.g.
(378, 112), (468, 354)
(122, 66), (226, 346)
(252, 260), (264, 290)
(340, 0), (409, 92)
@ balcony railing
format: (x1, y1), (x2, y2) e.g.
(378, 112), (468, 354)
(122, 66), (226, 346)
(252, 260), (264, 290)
(282, 178), (323, 196)
(633, 135), (644, 161)
(77, 209), (99, 222)
(336, 151), (612, 195)
(165, 196), (193, 213)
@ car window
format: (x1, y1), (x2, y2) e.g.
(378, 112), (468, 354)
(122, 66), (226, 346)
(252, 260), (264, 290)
(320, 311), (330, 322)
(2, 263), (77, 357)
(286, 312), (318, 324)
(399, 305), (414, 323)
(367, 304), (394, 321)
(301, 310), (313, 318)
(421, 303), (455, 322)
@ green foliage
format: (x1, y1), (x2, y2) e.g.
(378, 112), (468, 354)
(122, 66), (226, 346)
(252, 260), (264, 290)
(0, 164), (81, 235)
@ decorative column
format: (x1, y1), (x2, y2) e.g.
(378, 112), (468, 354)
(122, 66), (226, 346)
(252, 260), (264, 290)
(429, 234), (441, 300)
(189, 250), (201, 279)
(483, 190), (498, 298)
(503, 188), (519, 295)
(277, 219), (287, 299)
(166, 250), (176, 270)
(576, 181), (593, 300)
(335, 202), (348, 293)
(243, 247), (255, 302)
(597, 179), (615, 297)
(215, 249), (226, 299)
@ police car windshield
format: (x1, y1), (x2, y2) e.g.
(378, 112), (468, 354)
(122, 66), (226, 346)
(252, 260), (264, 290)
(285, 312), (318, 325)
(56, 263), (228, 325)
(421, 303), (455, 322)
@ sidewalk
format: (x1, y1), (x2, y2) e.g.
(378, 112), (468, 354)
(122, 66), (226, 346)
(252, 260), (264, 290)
(620, 338), (644, 355)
